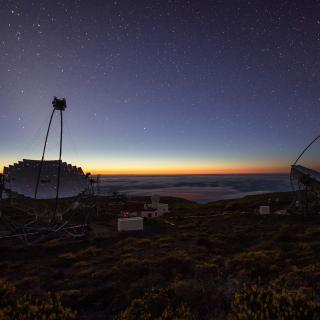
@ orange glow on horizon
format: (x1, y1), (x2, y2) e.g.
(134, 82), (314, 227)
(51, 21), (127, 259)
(0, 160), (289, 175)
(0, 167), (288, 175)
(85, 166), (289, 175)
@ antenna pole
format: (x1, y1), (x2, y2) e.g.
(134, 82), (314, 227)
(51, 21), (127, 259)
(54, 110), (63, 219)
(34, 109), (55, 199)
(0, 174), (3, 217)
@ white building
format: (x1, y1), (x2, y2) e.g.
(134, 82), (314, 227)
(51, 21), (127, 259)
(259, 206), (271, 215)
(146, 195), (169, 215)
(120, 195), (169, 219)
(118, 217), (143, 232)
(140, 196), (169, 218)
(141, 208), (159, 218)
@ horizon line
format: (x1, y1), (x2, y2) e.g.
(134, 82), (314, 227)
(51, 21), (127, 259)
(0, 168), (290, 175)
(88, 172), (289, 176)
(0, 163), (290, 175)
(87, 169), (290, 175)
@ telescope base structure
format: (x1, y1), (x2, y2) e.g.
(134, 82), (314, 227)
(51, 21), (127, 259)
(291, 165), (320, 215)
(0, 195), (95, 244)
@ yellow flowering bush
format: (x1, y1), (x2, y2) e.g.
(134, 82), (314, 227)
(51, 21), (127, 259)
(231, 283), (320, 320)
(0, 278), (76, 320)
(113, 288), (194, 320)
(228, 250), (280, 278)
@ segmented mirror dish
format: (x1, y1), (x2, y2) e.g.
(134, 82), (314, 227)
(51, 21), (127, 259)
(3, 159), (88, 199)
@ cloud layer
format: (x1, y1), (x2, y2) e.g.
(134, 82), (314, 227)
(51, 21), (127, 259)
(98, 174), (291, 203)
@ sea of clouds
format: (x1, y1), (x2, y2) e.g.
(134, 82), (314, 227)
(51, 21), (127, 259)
(98, 174), (291, 203)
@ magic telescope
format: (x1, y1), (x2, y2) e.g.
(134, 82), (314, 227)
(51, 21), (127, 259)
(0, 97), (95, 243)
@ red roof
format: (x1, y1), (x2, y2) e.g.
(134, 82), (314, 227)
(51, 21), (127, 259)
(122, 202), (145, 213)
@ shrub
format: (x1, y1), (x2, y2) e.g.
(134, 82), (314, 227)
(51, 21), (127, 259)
(135, 238), (152, 246)
(77, 245), (102, 258)
(15, 276), (40, 289)
(111, 258), (149, 282)
(59, 252), (77, 260)
(113, 288), (195, 320)
(0, 278), (76, 320)
(73, 261), (91, 268)
(228, 250), (280, 278)
(157, 251), (194, 279)
(231, 283), (320, 320)
(0, 278), (16, 307)
(273, 263), (320, 294)
(44, 239), (61, 248)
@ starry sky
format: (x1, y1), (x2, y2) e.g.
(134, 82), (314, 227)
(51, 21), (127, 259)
(1, 0), (319, 174)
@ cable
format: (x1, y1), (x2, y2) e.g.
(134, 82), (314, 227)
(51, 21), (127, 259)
(34, 109), (56, 199)
(293, 135), (320, 166)
(64, 116), (80, 162)
(290, 135), (320, 191)
(15, 118), (44, 162)
(290, 135), (320, 212)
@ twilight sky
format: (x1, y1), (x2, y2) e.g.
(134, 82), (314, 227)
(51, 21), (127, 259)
(0, 0), (319, 174)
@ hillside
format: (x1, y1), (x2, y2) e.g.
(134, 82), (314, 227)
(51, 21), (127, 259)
(1, 192), (320, 319)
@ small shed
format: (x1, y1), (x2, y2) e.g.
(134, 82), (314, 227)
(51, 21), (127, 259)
(118, 217), (143, 232)
(259, 206), (271, 215)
